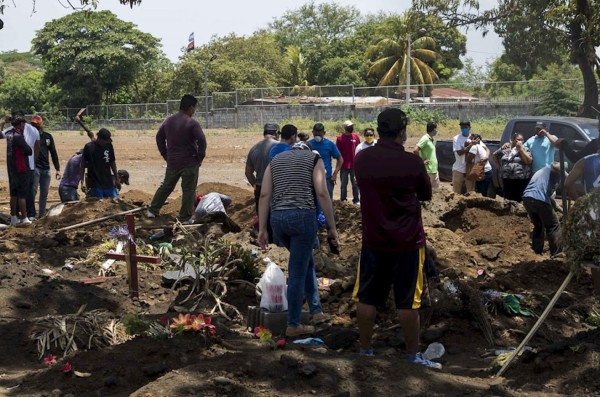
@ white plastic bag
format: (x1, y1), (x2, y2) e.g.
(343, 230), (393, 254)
(258, 258), (288, 312)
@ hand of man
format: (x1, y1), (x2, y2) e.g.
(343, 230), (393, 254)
(423, 159), (430, 165)
(55, 171), (61, 180)
(327, 228), (340, 247)
(115, 181), (122, 191)
(330, 174), (337, 185)
(257, 230), (269, 251)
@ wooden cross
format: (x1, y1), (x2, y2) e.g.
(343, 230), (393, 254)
(105, 214), (161, 298)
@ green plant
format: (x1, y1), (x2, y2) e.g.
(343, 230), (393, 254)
(122, 313), (151, 336)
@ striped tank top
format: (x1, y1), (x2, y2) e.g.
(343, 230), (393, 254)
(270, 149), (318, 211)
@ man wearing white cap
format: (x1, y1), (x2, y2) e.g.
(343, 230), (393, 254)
(336, 120), (361, 204)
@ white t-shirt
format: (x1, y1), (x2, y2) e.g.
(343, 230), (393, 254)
(355, 140), (377, 156)
(2, 123), (39, 170)
(469, 142), (492, 172)
(452, 134), (470, 173)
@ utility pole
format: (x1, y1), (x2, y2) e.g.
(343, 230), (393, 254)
(201, 54), (217, 128)
(405, 34), (411, 105)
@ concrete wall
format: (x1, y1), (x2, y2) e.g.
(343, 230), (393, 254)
(54, 102), (537, 130)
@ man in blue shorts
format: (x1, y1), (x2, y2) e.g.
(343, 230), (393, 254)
(353, 107), (439, 369)
(80, 128), (121, 198)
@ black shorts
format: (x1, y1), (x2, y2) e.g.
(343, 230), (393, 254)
(8, 170), (31, 199)
(352, 246), (430, 309)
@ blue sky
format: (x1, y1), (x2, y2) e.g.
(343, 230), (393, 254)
(0, 0), (502, 68)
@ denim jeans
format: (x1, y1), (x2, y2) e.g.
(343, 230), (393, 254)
(340, 168), (359, 203)
(25, 169), (36, 218)
(475, 170), (493, 197)
(33, 168), (52, 217)
(326, 177), (334, 200)
(59, 185), (80, 202)
(270, 209), (322, 327)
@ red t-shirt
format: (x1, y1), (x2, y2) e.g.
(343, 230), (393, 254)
(336, 133), (361, 169)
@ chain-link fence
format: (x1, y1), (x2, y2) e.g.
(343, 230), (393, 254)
(41, 78), (590, 129)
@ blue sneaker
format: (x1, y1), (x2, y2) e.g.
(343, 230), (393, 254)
(406, 353), (442, 369)
(359, 347), (374, 357)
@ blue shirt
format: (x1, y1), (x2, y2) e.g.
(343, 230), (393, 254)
(583, 153), (600, 193)
(523, 165), (559, 204)
(269, 143), (291, 161)
(307, 138), (341, 177)
(524, 135), (556, 173)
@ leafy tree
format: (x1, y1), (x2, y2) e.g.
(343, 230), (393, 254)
(413, 0), (600, 118)
(534, 79), (580, 116)
(32, 10), (160, 107)
(366, 14), (440, 88)
(286, 45), (309, 86)
(0, 70), (47, 112)
(172, 31), (289, 99)
(269, 1), (361, 84)
(318, 55), (369, 86)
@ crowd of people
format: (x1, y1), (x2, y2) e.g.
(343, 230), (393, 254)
(3, 94), (598, 369)
(1, 110), (130, 226)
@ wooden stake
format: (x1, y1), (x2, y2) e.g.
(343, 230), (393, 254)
(56, 206), (146, 232)
(495, 268), (575, 378)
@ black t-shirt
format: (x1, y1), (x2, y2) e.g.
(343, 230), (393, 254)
(82, 141), (115, 189)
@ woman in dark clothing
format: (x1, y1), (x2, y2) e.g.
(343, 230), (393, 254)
(493, 133), (533, 202)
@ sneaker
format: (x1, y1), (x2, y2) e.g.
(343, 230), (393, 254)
(145, 210), (156, 218)
(310, 312), (331, 326)
(406, 352), (442, 370)
(359, 347), (374, 357)
(285, 324), (315, 337)
(19, 218), (32, 226)
(28, 217), (36, 222)
(10, 216), (18, 226)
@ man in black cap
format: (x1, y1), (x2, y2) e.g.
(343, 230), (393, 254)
(523, 121), (559, 173)
(353, 108), (438, 368)
(245, 123), (279, 213)
(80, 128), (121, 198)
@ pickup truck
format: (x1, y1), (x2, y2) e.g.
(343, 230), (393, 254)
(435, 116), (599, 196)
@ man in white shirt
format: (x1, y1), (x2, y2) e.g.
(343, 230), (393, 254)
(1, 111), (40, 220)
(452, 120), (476, 194)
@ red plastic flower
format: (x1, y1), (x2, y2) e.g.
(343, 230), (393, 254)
(43, 354), (57, 366)
(170, 313), (193, 332)
(63, 362), (73, 373)
(276, 339), (286, 348)
(159, 316), (169, 324)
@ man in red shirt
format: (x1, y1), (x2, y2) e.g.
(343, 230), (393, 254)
(353, 108), (439, 369)
(336, 120), (361, 204)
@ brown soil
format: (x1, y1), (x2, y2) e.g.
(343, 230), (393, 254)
(0, 131), (598, 397)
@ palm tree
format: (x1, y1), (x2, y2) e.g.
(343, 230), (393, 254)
(367, 15), (440, 89)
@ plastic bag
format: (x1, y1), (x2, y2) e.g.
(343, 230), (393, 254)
(258, 258), (288, 312)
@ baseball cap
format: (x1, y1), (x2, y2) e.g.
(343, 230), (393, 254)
(313, 122), (325, 132)
(426, 121), (437, 132)
(97, 128), (112, 142)
(31, 114), (44, 127)
(343, 120), (354, 127)
(535, 121), (547, 129)
(459, 119), (471, 126)
(264, 123), (279, 133)
(10, 115), (26, 126)
(117, 169), (130, 185)
(377, 108), (408, 133)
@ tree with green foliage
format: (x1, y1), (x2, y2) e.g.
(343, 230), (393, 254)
(286, 45), (309, 86)
(534, 79), (580, 116)
(172, 31), (289, 101)
(0, 70), (47, 112)
(32, 10), (160, 107)
(413, 0), (600, 118)
(366, 14), (440, 88)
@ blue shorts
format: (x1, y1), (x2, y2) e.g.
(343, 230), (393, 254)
(88, 187), (118, 198)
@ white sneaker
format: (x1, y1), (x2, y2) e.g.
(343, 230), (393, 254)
(145, 210), (156, 218)
(28, 217), (36, 222)
(181, 217), (195, 225)
(19, 218), (32, 226)
(10, 216), (18, 226)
